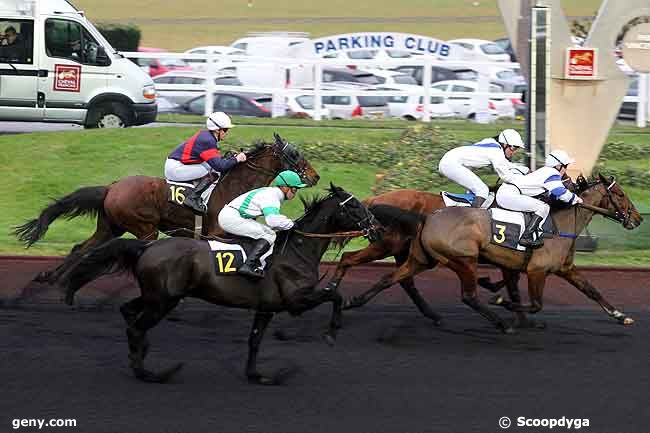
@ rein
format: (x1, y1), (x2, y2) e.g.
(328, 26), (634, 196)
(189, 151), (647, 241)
(578, 202), (620, 221)
(293, 229), (368, 238)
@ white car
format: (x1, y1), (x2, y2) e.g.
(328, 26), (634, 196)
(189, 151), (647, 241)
(320, 82), (391, 120)
(183, 46), (246, 73)
(447, 38), (511, 63)
(285, 93), (330, 119)
(357, 68), (418, 86)
(431, 80), (514, 120)
(381, 86), (455, 120)
(153, 71), (242, 105)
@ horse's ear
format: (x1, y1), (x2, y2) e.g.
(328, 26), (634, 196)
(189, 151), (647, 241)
(598, 173), (608, 184)
(273, 132), (284, 145)
(329, 181), (339, 194)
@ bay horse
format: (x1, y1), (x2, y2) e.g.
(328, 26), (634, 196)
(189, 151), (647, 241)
(59, 184), (379, 384)
(14, 133), (319, 286)
(342, 174), (642, 333)
(326, 189), (541, 326)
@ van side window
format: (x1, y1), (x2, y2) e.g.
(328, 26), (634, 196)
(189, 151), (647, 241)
(0, 20), (34, 64)
(45, 19), (108, 66)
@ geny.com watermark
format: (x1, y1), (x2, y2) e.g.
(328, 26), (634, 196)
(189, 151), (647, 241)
(12, 418), (77, 430)
(499, 416), (590, 430)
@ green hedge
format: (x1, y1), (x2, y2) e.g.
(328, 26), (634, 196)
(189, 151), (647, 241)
(95, 23), (141, 52)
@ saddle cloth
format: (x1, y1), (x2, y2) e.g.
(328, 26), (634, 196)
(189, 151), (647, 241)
(488, 208), (555, 251)
(166, 179), (218, 210)
(207, 239), (274, 276)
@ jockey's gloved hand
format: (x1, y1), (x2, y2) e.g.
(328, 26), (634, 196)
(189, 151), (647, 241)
(572, 196), (583, 205)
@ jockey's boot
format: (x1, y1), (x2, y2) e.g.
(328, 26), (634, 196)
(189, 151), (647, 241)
(184, 175), (213, 214)
(238, 239), (272, 279)
(519, 214), (544, 249)
(471, 196), (486, 208)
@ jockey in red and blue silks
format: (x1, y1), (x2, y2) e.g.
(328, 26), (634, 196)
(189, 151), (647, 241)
(164, 111), (247, 213)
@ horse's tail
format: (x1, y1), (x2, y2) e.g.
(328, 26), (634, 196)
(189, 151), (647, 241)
(60, 238), (151, 305)
(13, 186), (108, 247)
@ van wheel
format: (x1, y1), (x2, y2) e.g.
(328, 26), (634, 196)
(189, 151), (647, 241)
(85, 102), (131, 129)
(403, 115), (416, 121)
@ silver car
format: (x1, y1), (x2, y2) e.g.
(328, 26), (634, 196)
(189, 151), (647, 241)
(153, 71), (242, 105)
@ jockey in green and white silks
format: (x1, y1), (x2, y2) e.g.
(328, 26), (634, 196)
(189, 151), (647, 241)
(218, 170), (308, 279)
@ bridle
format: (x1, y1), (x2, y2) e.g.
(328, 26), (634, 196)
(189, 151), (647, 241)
(242, 140), (309, 181)
(577, 177), (632, 226)
(293, 192), (378, 240)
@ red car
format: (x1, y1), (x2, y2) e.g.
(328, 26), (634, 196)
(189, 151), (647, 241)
(136, 47), (192, 77)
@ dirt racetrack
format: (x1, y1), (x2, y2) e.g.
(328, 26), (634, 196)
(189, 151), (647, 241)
(1, 257), (649, 433)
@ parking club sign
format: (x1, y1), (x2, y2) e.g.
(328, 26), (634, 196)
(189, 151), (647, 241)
(565, 48), (598, 79)
(54, 64), (81, 92)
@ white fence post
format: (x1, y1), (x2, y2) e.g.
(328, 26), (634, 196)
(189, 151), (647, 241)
(421, 58), (432, 123)
(638, 73), (648, 128)
(204, 52), (215, 117)
(476, 70), (491, 124)
(313, 62), (323, 121)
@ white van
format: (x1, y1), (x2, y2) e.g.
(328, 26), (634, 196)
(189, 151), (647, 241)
(0, 0), (157, 127)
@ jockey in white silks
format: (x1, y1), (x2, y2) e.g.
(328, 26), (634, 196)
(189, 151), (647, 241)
(496, 149), (583, 248)
(218, 170), (307, 279)
(438, 129), (526, 208)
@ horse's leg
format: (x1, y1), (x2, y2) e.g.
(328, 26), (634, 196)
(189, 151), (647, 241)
(41, 212), (125, 286)
(447, 257), (513, 333)
(245, 311), (276, 385)
(394, 252), (442, 326)
(344, 254), (432, 310)
(325, 241), (397, 292)
(127, 296), (183, 383)
(556, 266), (634, 325)
(120, 296), (144, 328)
(282, 286), (344, 345)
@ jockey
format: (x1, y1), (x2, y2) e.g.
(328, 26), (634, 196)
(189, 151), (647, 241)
(218, 170), (308, 279)
(438, 129), (526, 208)
(496, 149), (583, 248)
(164, 112), (247, 213)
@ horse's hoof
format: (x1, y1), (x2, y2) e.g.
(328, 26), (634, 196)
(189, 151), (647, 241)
(323, 333), (336, 346)
(620, 317), (634, 326)
(33, 272), (50, 283)
(489, 295), (504, 306)
(501, 325), (515, 335)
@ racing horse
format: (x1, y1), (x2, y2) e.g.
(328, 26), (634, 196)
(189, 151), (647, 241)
(59, 184), (378, 384)
(14, 133), (319, 286)
(341, 174), (642, 332)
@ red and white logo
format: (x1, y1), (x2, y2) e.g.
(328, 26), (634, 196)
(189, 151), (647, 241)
(53, 64), (82, 92)
(565, 48), (597, 79)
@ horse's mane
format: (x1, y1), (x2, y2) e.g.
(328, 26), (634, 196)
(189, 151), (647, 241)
(369, 204), (426, 233)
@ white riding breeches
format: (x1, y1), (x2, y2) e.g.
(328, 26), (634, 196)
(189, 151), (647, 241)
(218, 206), (277, 244)
(165, 158), (211, 182)
(438, 159), (490, 199)
(496, 183), (550, 219)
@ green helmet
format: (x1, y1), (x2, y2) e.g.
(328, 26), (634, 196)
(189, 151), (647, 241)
(272, 170), (308, 188)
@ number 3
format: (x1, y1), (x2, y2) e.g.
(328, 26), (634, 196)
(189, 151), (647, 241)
(493, 224), (506, 243)
(215, 252), (236, 273)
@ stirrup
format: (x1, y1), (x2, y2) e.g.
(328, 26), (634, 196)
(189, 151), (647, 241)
(238, 265), (265, 279)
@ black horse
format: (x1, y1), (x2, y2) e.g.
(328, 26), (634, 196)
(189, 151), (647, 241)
(60, 184), (378, 385)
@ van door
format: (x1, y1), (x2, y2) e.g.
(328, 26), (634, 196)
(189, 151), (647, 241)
(0, 19), (43, 120)
(39, 18), (110, 122)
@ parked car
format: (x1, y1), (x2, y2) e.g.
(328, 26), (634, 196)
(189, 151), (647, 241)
(391, 65), (459, 85)
(177, 91), (272, 117)
(136, 47), (192, 77)
(285, 93), (330, 119)
(447, 38), (511, 63)
(487, 67), (526, 92)
(320, 82), (390, 120)
(493, 37), (517, 62)
(182, 45), (246, 73)
(153, 71), (242, 105)
(322, 67), (383, 85)
(618, 76), (639, 120)
(431, 80), (514, 120)
(381, 86), (455, 120)
(357, 68), (418, 86)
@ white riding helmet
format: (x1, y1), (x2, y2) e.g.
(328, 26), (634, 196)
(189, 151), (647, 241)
(545, 149), (575, 168)
(497, 129), (525, 149)
(206, 111), (234, 131)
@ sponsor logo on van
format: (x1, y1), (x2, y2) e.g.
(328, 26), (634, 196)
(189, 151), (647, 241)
(54, 64), (81, 92)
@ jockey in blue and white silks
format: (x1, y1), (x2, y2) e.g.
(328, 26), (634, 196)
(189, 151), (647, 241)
(496, 149), (583, 248)
(438, 129), (526, 208)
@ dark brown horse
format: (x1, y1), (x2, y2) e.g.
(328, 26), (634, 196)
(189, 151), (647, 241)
(14, 134), (319, 285)
(59, 184), (378, 384)
(343, 174), (642, 333)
